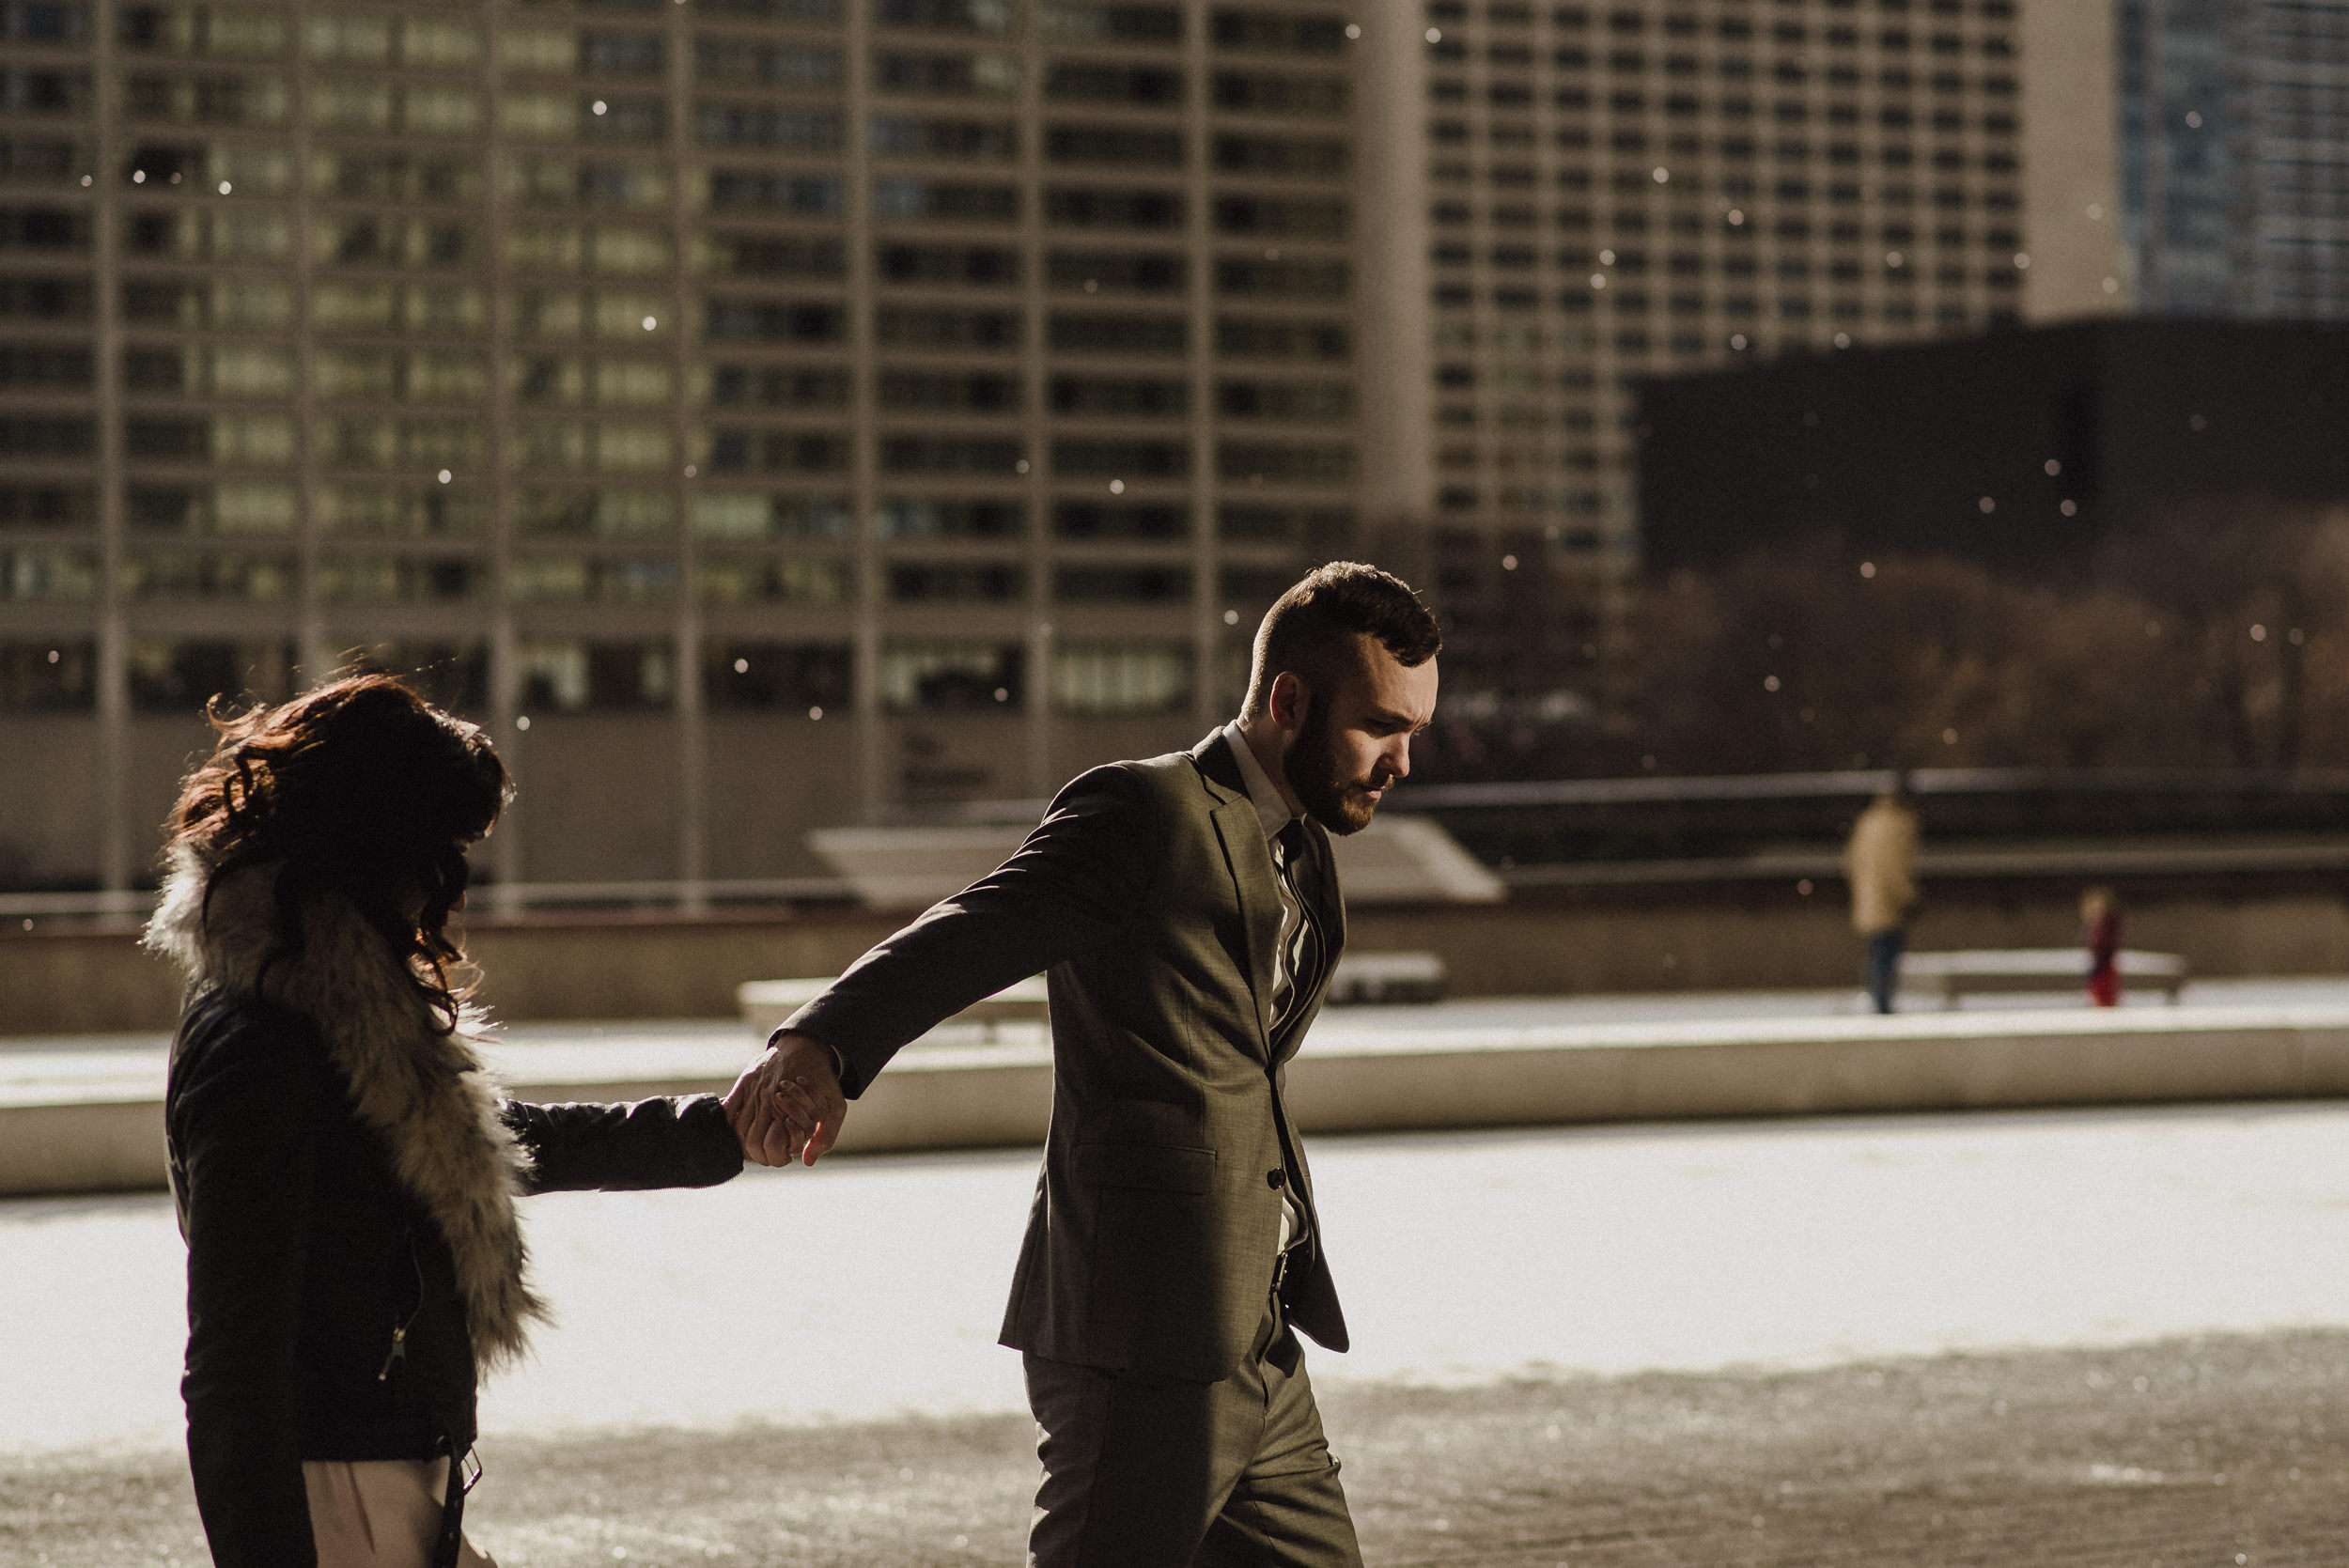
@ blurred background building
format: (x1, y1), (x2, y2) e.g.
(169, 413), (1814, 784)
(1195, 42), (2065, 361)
(0, 0), (1360, 894)
(1636, 318), (2349, 571)
(1352, 0), (2122, 726)
(7, 0), (2343, 896)
(2120, 0), (2349, 319)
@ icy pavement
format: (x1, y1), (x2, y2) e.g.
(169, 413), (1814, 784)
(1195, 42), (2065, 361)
(6, 1097), (2348, 1455)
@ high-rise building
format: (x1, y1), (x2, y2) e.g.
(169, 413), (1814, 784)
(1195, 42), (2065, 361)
(0, 0), (1361, 896)
(2120, 0), (2349, 319)
(1355, 0), (2121, 700)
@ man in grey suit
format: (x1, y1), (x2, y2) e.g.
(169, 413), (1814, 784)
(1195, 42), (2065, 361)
(727, 561), (1441, 1566)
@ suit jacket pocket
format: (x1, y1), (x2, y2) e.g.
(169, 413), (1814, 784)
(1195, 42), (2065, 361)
(1076, 1140), (1215, 1193)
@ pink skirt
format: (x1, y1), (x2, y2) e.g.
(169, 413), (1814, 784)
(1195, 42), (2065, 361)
(303, 1458), (496, 1568)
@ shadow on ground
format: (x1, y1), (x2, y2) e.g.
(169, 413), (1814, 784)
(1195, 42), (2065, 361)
(9, 1330), (2345, 1566)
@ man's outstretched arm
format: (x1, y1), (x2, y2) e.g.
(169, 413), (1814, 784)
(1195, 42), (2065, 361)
(726, 765), (1162, 1165)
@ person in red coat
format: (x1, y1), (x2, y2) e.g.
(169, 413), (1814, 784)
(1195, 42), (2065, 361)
(2082, 885), (2123, 1007)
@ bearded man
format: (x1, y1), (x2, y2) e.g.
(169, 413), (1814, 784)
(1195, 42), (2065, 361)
(728, 561), (1442, 1567)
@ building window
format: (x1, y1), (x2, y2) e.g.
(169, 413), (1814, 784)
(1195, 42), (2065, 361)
(519, 640), (676, 712)
(694, 492), (854, 540)
(1047, 310), (1188, 353)
(1054, 437), (1188, 478)
(695, 38), (841, 86)
(693, 103), (846, 155)
(1047, 248), (1186, 292)
(875, 48), (1022, 97)
(877, 496), (1023, 538)
(1037, 1), (1183, 44)
(1056, 500), (1185, 538)
(1212, 70), (1348, 116)
(705, 641), (853, 712)
(1046, 185), (1184, 229)
(876, 0), (1014, 33)
(875, 241), (1019, 286)
(704, 428), (855, 474)
(1050, 375), (1186, 417)
(1053, 564), (1190, 602)
(317, 554), (484, 602)
(317, 487), (488, 537)
(1214, 256), (1350, 299)
(698, 555), (853, 603)
(879, 641), (1024, 711)
(0, 640), (93, 710)
(887, 560), (1023, 601)
(879, 369), (1021, 412)
(708, 364), (851, 408)
(707, 170), (844, 215)
(874, 303), (1020, 349)
(510, 554), (681, 603)
(869, 113), (1019, 161)
(341, 643), (488, 713)
(1044, 59), (1182, 104)
(879, 433), (1025, 474)
(1211, 8), (1346, 52)
(1214, 316), (1351, 361)
(1217, 502), (1349, 543)
(1216, 439), (1353, 484)
(1052, 641), (1191, 715)
(1211, 194), (1348, 240)
(126, 639), (295, 711)
(872, 177), (1019, 223)
(704, 297), (848, 344)
(515, 489), (676, 538)
(1046, 123), (1184, 168)
(0, 482), (91, 529)
(121, 551), (291, 600)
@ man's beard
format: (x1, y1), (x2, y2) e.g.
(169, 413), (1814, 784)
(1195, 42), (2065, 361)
(1282, 693), (1386, 836)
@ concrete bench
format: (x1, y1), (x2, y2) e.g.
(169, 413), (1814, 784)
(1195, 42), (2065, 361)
(739, 976), (1050, 1040)
(1326, 951), (1448, 1005)
(1901, 949), (2188, 1008)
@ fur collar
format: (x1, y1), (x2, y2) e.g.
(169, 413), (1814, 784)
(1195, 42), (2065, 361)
(145, 843), (548, 1375)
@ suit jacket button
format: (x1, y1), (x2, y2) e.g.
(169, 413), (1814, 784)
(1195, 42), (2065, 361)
(1268, 1168), (1286, 1188)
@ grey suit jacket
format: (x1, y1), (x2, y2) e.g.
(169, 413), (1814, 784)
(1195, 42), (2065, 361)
(785, 731), (1348, 1381)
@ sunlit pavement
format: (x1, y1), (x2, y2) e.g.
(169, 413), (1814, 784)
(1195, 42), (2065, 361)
(8, 1093), (2349, 1455)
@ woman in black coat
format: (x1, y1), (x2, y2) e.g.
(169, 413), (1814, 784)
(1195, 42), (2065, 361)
(144, 674), (757, 1568)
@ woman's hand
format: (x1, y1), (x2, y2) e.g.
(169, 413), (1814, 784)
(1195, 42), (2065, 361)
(723, 1032), (847, 1167)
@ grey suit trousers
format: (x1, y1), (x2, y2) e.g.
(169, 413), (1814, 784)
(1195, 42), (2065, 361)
(1023, 1294), (1362, 1568)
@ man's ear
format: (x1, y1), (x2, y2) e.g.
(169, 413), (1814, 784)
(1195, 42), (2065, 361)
(1268, 670), (1309, 732)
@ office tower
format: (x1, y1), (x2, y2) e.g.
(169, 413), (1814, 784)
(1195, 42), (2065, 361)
(1356, 0), (2119, 701)
(0, 0), (1360, 897)
(2120, 0), (2349, 318)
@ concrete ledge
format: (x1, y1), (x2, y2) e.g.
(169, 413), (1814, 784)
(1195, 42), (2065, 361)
(9, 1005), (2349, 1198)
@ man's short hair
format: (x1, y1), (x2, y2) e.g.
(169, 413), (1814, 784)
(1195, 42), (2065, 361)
(1241, 562), (1441, 719)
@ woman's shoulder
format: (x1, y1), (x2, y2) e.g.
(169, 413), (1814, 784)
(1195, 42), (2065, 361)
(171, 987), (329, 1099)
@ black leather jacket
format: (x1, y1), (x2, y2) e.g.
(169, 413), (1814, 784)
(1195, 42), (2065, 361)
(164, 992), (743, 1568)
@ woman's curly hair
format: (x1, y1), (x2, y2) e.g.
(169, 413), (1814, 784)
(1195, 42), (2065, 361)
(166, 673), (512, 1029)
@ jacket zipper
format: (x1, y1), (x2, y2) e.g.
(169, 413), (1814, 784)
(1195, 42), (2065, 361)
(378, 1233), (428, 1382)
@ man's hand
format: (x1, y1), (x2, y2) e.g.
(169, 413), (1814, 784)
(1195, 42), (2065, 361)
(723, 1031), (848, 1168)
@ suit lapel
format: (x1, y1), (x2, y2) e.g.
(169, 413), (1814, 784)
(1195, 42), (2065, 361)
(1193, 733), (1281, 1062)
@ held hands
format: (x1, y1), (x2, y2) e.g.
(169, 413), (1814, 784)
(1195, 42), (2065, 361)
(723, 1031), (848, 1168)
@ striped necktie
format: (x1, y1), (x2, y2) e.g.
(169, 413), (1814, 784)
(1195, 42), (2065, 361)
(1269, 819), (1320, 1034)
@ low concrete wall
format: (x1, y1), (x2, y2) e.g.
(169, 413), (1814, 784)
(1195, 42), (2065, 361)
(11, 1008), (2349, 1199)
(0, 1099), (172, 1197)
(8, 877), (2348, 1036)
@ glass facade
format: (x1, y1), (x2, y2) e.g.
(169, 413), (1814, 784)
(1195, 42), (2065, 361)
(0, 0), (1352, 891)
(1360, 0), (2030, 696)
(2119, 0), (2349, 319)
